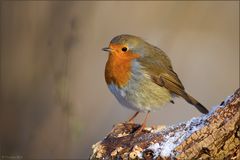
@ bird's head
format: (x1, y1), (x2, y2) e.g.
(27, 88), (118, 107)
(102, 34), (148, 60)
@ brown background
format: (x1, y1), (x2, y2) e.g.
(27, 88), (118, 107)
(0, 1), (239, 159)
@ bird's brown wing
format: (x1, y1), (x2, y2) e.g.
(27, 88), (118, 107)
(138, 46), (208, 114)
(151, 69), (185, 96)
(138, 45), (185, 94)
(151, 70), (209, 114)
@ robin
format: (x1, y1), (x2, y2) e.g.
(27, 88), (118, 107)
(102, 34), (208, 133)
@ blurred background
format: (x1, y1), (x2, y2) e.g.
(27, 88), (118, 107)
(0, 1), (239, 159)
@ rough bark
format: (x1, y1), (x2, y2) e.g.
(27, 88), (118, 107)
(90, 88), (240, 160)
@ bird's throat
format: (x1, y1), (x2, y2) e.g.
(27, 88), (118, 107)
(105, 54), (134, 88)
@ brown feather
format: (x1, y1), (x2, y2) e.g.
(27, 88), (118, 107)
(152, 73), (208, 114)
(138, 43), (208, 114)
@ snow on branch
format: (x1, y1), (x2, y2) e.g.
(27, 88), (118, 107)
(90, 88), (240, 160)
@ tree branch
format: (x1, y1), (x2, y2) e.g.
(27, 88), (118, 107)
(90, 88), (240, 159)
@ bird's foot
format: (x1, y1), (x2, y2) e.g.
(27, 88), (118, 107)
(127, 119), (135, 124)
(131, 124), (147, 137)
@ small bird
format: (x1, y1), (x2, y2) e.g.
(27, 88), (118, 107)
(102, 34), (208, 132)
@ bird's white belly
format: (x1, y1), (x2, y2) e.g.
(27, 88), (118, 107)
(108, 83), (140, 111)
(108, 77), (172, 112)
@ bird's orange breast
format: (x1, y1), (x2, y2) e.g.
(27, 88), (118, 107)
(105, 52), (140, 88)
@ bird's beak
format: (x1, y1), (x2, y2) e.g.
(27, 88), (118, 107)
(102, 47), (112, 52)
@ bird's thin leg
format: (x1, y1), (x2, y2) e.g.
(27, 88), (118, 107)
(135, 111), (150, 134)
(128, 111), (139, 123)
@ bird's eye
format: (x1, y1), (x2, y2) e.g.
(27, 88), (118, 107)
(121, 47), (128, 52)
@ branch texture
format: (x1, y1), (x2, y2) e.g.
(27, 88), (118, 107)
(90, 88), (240, 159)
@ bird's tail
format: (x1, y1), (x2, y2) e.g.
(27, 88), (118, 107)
(181, 91), (209, 114)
